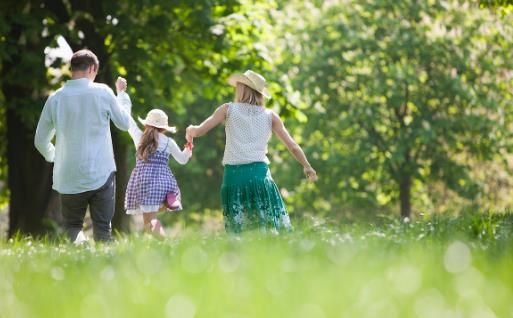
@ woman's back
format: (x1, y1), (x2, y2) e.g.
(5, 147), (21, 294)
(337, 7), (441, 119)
(223, 102), (272, 165)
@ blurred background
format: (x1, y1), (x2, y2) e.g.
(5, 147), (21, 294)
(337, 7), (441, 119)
(0, 0), (512, 238)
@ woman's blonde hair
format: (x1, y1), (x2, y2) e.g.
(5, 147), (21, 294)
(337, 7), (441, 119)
(235, 83), (264, 106)
(137, 126), (164, 161)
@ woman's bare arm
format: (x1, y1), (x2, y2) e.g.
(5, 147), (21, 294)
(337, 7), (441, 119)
(186, 103), (228, 142)
(271, 111), (317, 182)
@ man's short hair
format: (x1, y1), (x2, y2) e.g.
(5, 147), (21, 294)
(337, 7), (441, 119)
(70, 49), (99, 72)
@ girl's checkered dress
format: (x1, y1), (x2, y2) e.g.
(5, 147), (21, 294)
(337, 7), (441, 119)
(124, 149), (180, 212)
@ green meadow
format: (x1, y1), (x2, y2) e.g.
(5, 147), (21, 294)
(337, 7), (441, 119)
(1, 213), (512, 318)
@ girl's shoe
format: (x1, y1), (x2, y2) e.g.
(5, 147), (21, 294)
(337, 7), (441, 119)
(165, 192), (182, 211)
(150, 219), (160, 232)
(150, 219), (166, 237)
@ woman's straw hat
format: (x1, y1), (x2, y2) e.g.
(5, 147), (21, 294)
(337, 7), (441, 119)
(138, 109), (176, 133)
(228, 70), (270, 99)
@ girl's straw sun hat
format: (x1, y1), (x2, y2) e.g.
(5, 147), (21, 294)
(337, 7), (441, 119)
(228, 70), (270, 99)
(138, 109), (177, 133)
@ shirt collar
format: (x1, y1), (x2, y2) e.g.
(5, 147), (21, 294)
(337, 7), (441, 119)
(65, 78), (91, 87)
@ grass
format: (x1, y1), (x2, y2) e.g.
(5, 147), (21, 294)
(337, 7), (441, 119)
(1, 212), (513, 318)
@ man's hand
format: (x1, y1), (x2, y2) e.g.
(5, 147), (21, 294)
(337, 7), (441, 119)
(116, 76), (127, 94)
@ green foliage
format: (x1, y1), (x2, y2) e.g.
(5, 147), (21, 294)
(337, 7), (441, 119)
(2, 0), (513, 225)
(0, 212), (512, 317)
(280, 0), (513, 216)
(480, 0), (513, 7)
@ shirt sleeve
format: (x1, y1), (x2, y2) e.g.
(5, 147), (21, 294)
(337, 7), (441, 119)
(117, 91), (143, 146)
(34, 98), (56, 162)
(108, 88), (131, 131)
(166, 137), (192, 165)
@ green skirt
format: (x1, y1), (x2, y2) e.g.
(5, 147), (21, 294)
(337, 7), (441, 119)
(221, 162), (292, 234)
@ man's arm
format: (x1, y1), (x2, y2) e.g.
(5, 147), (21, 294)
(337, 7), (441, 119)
(108, 77), (131, 131)
(34, 98), (56, 162)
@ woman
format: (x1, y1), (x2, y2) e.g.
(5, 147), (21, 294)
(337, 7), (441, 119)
(186, 70), (317, 233)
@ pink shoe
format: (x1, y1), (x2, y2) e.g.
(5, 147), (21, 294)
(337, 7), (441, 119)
(165, 192), (182, 211)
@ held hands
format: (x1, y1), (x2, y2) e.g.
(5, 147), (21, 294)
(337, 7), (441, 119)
(304, 166), (318, 182)
(184, 126), (195, 157)
(115, 76), (127, 94)
(185, 125), (196, 143)
(183, 141), (194, 157)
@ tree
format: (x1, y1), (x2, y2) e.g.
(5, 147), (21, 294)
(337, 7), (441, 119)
(291, 0), (513, 218)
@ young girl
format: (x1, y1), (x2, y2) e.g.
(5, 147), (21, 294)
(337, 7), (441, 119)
(186, 70), (317, 234)
(119, 92), (192, 236)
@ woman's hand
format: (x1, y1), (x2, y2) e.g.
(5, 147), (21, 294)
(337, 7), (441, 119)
(304, 166), (318, 182)
(185, 125), (196, 143)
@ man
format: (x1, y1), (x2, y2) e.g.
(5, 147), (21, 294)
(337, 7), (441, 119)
(35, 49), (131, 242)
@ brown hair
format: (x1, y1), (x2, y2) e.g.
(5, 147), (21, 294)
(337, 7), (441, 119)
(235, 83), (264, 106)
(137, 126), (164, 161)
(70, 49), (99, 72)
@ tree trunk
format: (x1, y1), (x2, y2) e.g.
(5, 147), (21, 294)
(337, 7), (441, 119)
(399, 174), (412, 219)
(6, 109), (61, 237)
(112, 129), (131, 233)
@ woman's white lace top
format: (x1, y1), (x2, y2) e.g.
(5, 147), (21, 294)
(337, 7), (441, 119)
(222, 102), (273, 165)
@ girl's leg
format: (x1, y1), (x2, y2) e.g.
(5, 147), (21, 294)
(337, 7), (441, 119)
(142, 212), (166, 237)
(142, 212), (153, 233)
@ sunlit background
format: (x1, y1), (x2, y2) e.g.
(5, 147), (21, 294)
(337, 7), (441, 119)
(0, 1), (513, 317)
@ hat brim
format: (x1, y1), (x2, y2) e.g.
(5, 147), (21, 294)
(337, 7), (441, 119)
(137, 117), (177, 133)
(228, 73), (271, 99)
